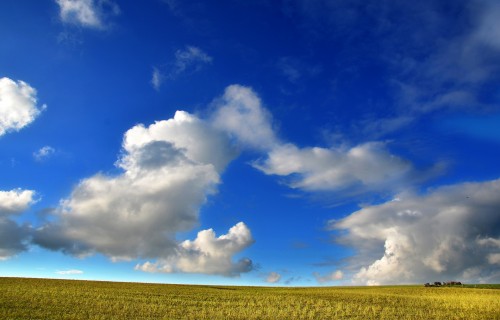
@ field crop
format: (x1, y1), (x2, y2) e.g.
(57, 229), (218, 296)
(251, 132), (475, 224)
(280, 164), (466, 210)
(0, 277), (499, 319)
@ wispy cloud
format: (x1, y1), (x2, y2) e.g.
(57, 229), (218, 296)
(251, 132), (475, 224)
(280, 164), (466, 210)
(55, 0), (120, 29)
(385, 0), (500, 129)
(55, 269), (83, 275)
(173, 46), (212, 76)
(151, 46), (212, 90)
(151, 67), (163, 91)
(33, 146), (56, 162)
(277, 57), (322, 83)
(283, 0), (500, 140)
(265, 272), (282, 283)
(313, 270), (343, 284)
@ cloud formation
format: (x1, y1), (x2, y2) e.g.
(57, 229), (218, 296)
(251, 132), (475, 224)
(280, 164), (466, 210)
(313, 270), (344, 284)
(255, 142), (414, 193)
(265, 271), (282, 283)
(0, 189), (36, 260)
(212, 85), (279, 151)
(151, 46), (212, 90)
(0, 75), (40, 258)
(173, 46), (212, 76)
(378, 0), (500, 134)
(33, 110), (253, 276)
(0, 77), (45, 137)
(212, 85), (427, 196)
(33, 146), (56, 161)
(0, 189), (37, 214)
(151, 67), (163, 91)
(136, 222), (254, 277)
(331, 178), (500, 285)
(55, 0), (120, 29)
(0, 219), (30, 260)
(282, 0), (500, 140)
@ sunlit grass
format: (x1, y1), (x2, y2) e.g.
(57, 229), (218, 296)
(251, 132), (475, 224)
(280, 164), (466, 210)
(1, 278), (499, 319)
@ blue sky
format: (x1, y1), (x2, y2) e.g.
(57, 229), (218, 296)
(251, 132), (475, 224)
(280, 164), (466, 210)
(1, 0), (499, 286)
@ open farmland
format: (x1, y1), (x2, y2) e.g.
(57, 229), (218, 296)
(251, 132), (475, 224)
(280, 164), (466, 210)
(1, 278), (499, 319)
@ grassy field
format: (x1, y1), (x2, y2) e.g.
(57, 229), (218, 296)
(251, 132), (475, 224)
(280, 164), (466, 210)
(0, 277), (499, 319)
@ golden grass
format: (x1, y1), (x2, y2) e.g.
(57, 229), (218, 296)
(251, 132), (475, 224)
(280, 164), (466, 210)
(1, 277), (499, 319)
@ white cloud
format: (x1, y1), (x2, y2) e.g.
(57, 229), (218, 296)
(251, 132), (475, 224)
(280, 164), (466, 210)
(487, 254), (500, 265)
(0, 79), (43, 259)
(55, 269), (83, 275)
(0, 189), (36, 215)
(121, 110), (237, 173)
(265, 272), (282, 283)
(33, 110), (253, 276)
(211, 85), (278, 150)
(174, 46), (212, 73)
(33, 146), (56, 161)
(331, 178), (500, 285)
(171, 46), (212, 78)
(152, 46), (212, 90)
(55, 0), (120, 29)
(0, 77), (45, 137)
(211, 85), (428, 196)
(135, 222), (254, 277)
(151, 67), (163, 91)
(255, 142), (415, 193)
(313, 270), (344, 284)
(0, 189), (36, 260)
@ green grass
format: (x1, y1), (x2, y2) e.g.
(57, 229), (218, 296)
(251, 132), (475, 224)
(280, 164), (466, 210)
(1, 277), (499, 319)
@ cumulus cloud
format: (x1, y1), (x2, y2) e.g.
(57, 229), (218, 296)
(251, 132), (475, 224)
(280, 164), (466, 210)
(0, 219), (30, 260)
(0, 189), (37, 215)
(212, 85), (427, 196)
(331, 178), (500, 285)
(313, 270), (344, 284)
(265, 271), (282, 283)
(34, 111), (235, 259)
(135, 222), (254, 277)
(55, 0), (120, 29)
(33, 146), (56, 161)
(0, 77), (45, 137)
(0, 189), (36, 260)
(33, 110), (253, 276)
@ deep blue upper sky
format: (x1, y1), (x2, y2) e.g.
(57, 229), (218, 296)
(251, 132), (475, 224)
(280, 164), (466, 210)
(0, 0), (499, 286)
